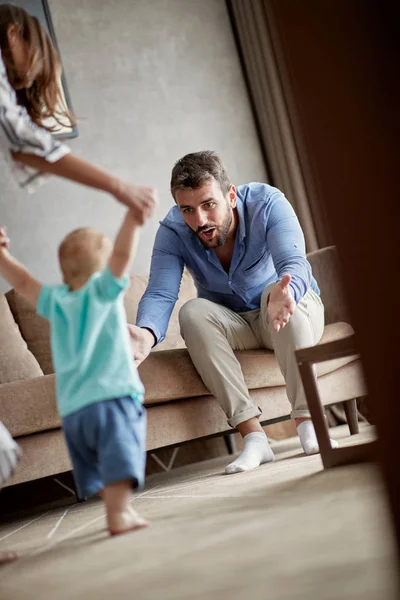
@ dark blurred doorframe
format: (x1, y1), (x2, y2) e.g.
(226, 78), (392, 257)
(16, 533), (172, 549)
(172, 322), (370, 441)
(230, 0), (400, 566)
(227, 0), (332, 251)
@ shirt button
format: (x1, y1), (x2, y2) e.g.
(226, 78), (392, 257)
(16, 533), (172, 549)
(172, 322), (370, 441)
(228, 280), (232, 285)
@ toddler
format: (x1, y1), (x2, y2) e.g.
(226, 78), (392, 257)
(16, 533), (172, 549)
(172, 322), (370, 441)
(0, 210), (149, 536)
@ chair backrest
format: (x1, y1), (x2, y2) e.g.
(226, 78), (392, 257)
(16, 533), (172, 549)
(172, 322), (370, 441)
(307, 246), (351, 325)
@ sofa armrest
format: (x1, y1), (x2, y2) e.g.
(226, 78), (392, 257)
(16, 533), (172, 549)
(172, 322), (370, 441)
(0, 374), (59, 438)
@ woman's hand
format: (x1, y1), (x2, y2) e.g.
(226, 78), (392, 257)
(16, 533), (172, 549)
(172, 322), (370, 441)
(113, 181), (158, 225)
(0, 226), (10, 251)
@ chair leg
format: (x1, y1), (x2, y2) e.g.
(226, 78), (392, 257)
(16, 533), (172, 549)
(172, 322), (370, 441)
(224, 433), (237, 455)
(343, 399), (359, 435)
(298, 362), (333, 467)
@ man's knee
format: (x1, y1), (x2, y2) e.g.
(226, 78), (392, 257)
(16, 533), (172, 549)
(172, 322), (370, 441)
(179, 298), (213, 333)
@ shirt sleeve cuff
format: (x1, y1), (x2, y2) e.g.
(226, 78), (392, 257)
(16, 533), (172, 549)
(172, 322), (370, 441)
(11, 145), (71, 193)
(44, 142), (71, 163)
(135, 320), (164, 346)
(289, 282), (302, 304)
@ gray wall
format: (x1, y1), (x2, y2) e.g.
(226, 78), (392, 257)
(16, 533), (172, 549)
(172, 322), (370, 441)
(0, 0), (267, 292)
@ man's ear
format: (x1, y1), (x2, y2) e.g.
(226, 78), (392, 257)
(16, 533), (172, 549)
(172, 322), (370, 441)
(228, 185), (237, 208)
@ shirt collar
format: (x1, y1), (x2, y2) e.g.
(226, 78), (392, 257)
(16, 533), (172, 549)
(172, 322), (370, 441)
(235, 192), (246, 243)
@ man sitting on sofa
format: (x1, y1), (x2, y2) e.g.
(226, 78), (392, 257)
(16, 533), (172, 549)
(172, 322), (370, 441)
(129, 150), (338, 474)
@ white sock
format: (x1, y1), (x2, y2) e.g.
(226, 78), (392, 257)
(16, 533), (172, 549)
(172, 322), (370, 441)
(297, 420), (339, 455)
(225, 432), (275, 474)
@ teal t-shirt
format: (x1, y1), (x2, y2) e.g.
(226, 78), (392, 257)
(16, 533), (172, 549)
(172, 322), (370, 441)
(37, 267), (144, 417)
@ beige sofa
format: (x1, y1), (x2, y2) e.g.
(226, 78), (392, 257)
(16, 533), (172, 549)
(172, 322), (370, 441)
(0, 246), (366, 488)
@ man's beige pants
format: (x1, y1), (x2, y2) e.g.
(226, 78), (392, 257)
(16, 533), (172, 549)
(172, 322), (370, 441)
(179, 283), (325, 428)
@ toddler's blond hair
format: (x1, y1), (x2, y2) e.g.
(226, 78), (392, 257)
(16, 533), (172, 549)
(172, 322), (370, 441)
(58, 228), (112, 287)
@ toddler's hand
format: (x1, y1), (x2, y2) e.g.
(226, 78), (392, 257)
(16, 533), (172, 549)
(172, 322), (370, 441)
(0, 227), (10, 252)
(113, 181), (158, 225)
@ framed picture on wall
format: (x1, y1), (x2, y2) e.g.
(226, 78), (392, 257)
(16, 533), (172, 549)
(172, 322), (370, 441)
(12, 0), (78, 139)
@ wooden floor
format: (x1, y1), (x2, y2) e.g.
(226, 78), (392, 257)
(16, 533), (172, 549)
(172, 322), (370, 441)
(0, 425), (398, 600)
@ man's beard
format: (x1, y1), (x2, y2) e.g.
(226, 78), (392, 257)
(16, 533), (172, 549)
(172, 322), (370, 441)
(196, 208), (232, 249)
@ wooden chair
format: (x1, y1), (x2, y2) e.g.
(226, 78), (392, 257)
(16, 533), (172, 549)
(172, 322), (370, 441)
(296, 334), (376, 468)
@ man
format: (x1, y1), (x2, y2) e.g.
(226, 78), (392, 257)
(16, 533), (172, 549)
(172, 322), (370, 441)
(129, 151), (337, 474)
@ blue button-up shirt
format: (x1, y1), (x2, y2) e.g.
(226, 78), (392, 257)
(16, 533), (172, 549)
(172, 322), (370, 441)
(137, 183), (319, 344)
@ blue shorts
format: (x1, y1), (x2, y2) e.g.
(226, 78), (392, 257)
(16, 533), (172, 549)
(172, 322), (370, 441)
(62, 396), (146, 500)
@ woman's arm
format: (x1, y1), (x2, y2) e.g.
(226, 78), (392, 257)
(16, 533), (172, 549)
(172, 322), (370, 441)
(1, 51), (157, 216)
(12, 152), (157, 219)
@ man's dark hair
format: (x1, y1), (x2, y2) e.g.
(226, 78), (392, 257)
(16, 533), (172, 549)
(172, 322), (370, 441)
(170, 151), (231, 199)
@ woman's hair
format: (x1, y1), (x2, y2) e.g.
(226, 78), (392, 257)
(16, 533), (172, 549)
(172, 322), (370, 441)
(0, 3), (75, 132)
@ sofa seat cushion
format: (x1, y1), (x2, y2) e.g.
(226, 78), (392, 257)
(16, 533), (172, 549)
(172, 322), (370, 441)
(0, 293), (43, 384)
(139, 321), (356, 405)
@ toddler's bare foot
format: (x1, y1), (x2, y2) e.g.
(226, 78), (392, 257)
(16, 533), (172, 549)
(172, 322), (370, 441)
(0, 550), (18, 566)
(108, 506), (149, 536)
(103, 480), (149, 536)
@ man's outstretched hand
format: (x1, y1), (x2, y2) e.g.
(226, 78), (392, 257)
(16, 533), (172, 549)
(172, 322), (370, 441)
(127, 324), (154, 366)
(267, 274), (296, 333)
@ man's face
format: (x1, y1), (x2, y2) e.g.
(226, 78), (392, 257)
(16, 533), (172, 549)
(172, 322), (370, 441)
(175, 178), (236, 249)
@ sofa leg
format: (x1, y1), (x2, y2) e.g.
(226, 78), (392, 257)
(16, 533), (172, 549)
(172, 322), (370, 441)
(224, 433), (237, 455)
(343, 399), (359, 435)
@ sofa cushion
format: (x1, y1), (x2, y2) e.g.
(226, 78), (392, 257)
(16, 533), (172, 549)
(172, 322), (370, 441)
(138, 321), (356, 405)
(0, 293), (43, 384)
(6, 289), (53, 375)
